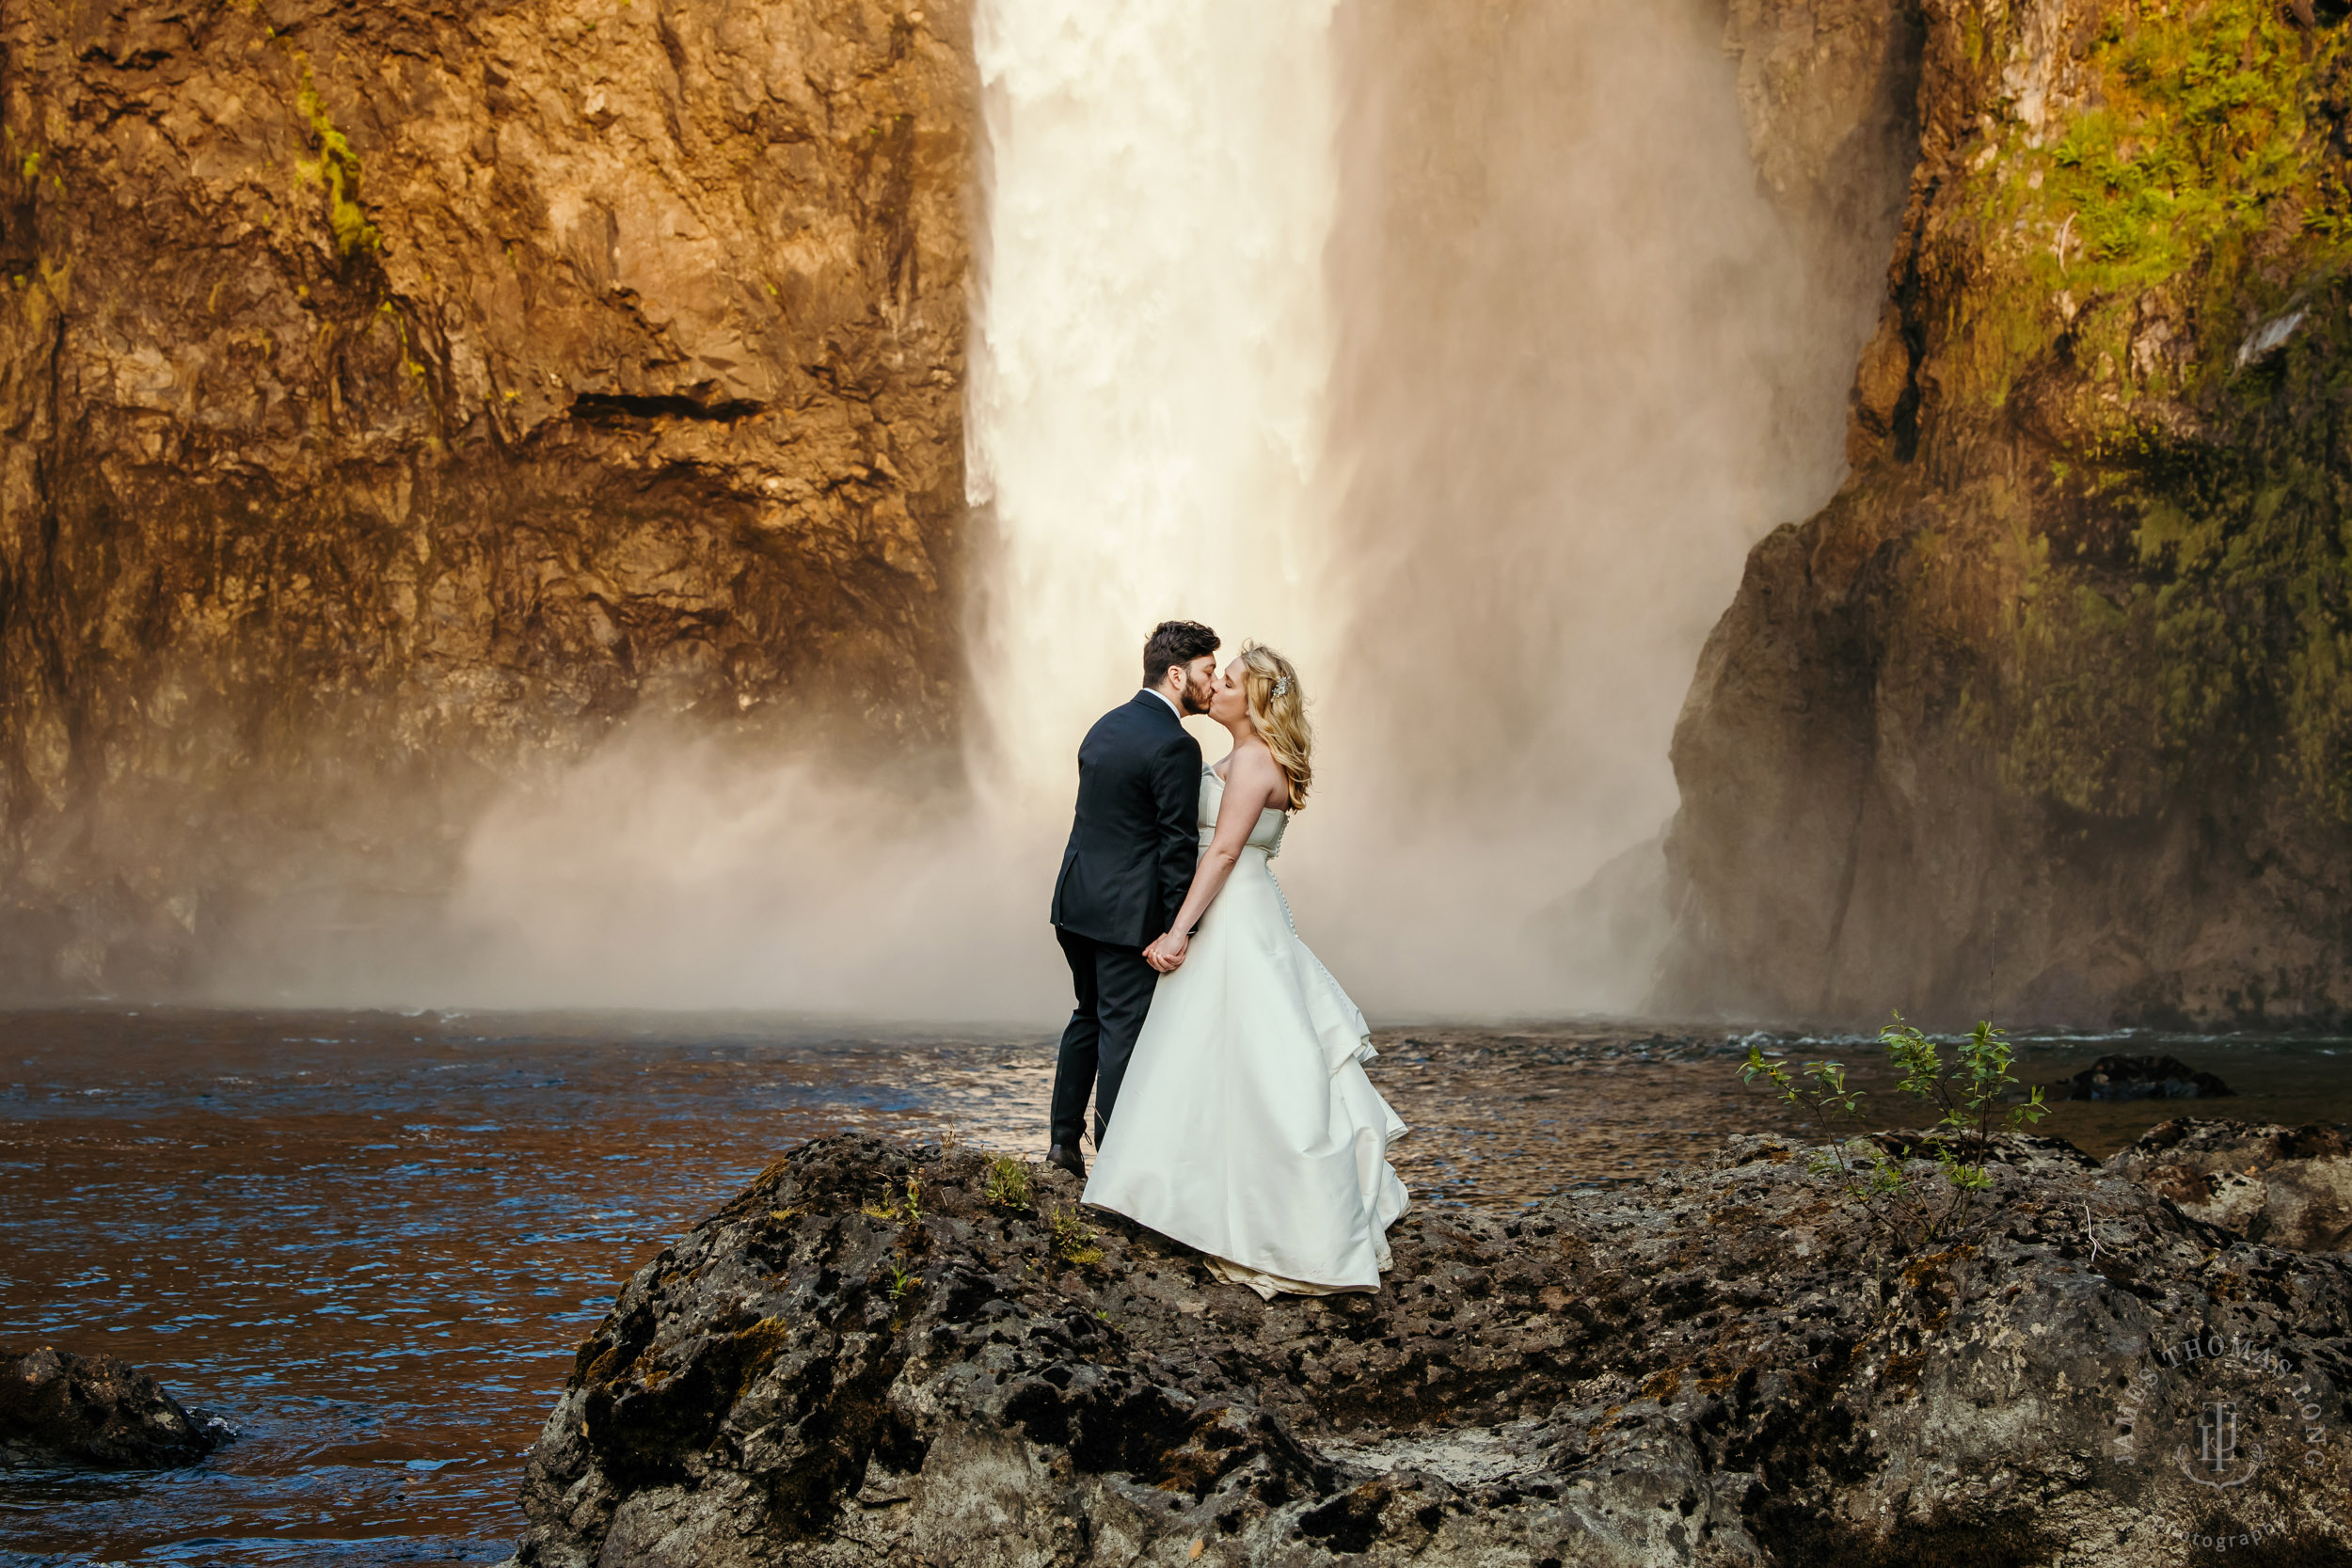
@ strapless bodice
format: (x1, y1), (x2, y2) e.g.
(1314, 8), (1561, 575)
(1200, 765), (1288, 856)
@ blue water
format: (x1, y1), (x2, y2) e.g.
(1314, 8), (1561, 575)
(0, 1009), (1053, 1566)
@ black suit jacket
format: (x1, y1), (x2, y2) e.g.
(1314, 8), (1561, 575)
(1050, 692), (1204, 948)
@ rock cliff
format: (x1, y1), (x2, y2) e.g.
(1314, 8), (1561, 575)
(0, 0), (971, 995)
(503, 1133), (2352, 1567)
(1662, 0), (2352, 1027)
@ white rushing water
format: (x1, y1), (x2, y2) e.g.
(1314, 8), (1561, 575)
(964, 0), (1343, 809)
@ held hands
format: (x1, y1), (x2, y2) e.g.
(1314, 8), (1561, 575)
(1144, 930), (1189, 974)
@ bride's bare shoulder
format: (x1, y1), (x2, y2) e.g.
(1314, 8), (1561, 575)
(1224, 738), (1287, 807)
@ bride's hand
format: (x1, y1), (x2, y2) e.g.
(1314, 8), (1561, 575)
(1144, 931), (1188, 973)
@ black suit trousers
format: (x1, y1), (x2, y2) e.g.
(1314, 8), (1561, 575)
(1050, 926), (1159, 1148)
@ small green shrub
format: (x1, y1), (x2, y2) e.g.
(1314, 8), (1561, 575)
(1740, 1014), (2049, 1252)
(983, 1153), (1033, 1211)
(862, 1172), (923, 1227)
(1045, 1206), (1102, 1265)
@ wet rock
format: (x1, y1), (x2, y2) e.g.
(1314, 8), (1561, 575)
(0, 1345), (234, 1468)
(2050, 1053), (2234, 1101)
(502, 1133), (2352, 1566)
(2109, 1118), (2352, 1253)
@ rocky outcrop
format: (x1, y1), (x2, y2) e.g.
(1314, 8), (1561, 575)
(1662, 1), (2352, 1027)
(2050, 1053), (2234, 1101)
(504, 1133), (2352, 1566)
(2110, 1119), (2352, 1253)
(0, 0), (972, 996)
(0, 1345), (233, 1467)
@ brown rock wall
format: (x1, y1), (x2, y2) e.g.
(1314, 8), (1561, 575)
(1660, 0), (2352, 1027)
(0, 0), (972, 994)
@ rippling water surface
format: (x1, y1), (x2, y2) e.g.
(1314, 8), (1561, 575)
(0, 1009), (1054, 1567)
(4, 1008), (2348, 1565)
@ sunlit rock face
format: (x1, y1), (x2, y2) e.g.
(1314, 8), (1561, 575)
(1662, 0), (2352, 1029)
(0, 0), (971, 995)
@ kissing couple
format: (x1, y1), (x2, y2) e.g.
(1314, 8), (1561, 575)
(1045, 619), (1410, 1298)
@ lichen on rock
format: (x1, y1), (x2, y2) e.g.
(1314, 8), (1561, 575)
(2110, 1117), (2352, 1253)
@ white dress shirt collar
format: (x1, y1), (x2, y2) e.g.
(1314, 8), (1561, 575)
(1143, 686), (1183, 721)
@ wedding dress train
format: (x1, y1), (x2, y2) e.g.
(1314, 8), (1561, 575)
(1083, 766), (1409, 1297)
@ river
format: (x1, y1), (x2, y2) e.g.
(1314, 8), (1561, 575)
(3, 1008), (2346, 1565)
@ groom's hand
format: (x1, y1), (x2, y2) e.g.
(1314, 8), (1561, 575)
(1144, 931), (1188, 973)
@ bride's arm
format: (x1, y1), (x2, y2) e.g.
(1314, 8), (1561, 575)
(1144, 748), (1282, 973)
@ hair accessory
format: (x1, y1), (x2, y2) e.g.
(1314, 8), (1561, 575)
(1271, 675), (1291, 697)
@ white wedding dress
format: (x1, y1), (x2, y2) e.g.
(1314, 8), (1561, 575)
(1083, 764), (1409, 1297)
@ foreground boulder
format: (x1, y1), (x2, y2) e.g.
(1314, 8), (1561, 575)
(506, 1132), (2352, 1566)
(0, 1346), (233, 1468)
(2109, 1120), (2352, 1254)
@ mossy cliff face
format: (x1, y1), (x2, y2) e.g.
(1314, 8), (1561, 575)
(0, 0), (969, 995)
(1664, 0), (2352, 1027)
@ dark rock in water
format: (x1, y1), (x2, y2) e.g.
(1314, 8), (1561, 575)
(0, 1346), (234, 1469)
(501, 1133), (2352, 1567)
(2049, 1053), (2233, 1101)
(2108, 1119), (2352, 1253)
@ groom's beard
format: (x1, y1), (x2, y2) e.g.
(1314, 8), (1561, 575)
(1181, 673), (1215, 715)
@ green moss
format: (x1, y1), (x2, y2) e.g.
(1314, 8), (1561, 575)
(1897, 5), (2352, 822)
(2061, 3), (2318, 279)
(729, 1316), (792, 1399)
(1985, 270), (2352, 820)
(292, 63), (381, 257)
(1949, 0), (2352, 413)
(1999, 576), (2165, 816)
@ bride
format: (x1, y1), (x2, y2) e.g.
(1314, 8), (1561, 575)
(1082, 641), (1410, 1298)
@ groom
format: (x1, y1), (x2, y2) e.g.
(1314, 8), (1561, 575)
(1043, 619), (1219, 1179)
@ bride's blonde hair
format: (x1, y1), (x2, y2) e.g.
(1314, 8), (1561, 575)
(1238, 641), (1312, 810)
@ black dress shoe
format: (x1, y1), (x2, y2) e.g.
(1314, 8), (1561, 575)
(1046, 1144), (1086, 1180)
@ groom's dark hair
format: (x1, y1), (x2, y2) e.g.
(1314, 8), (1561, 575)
(1143, 620), (1219, 688)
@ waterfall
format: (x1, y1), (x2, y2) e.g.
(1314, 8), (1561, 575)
(962, 0), (1873, 1016)
(965, 0), (1342, 809)
(369, 0), (1879, 1022)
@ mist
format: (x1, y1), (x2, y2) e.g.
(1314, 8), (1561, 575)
(1289, 0), (1885, 1016)
(228, 0), (1892, 1022)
